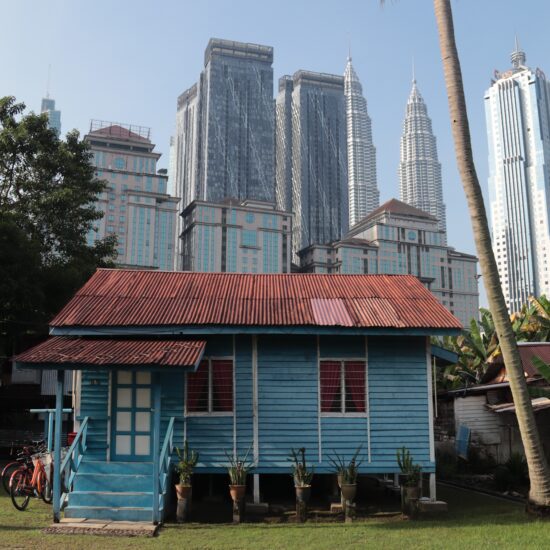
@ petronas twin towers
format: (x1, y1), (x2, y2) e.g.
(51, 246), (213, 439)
(398, 79), (447, 242)
(174, 39), (448, 259)
(345, 56), (379, 227)
(346, 58), (446, 241)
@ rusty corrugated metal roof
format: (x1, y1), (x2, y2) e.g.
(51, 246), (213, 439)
(50, 269), (462, 330)
(482, 342), (550, 384)
(15, 337), (206, 368)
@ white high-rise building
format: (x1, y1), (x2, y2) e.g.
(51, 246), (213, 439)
(344, 56), (379, 227)
(399, 79), (447, 244)
(485, 43), (550, 313)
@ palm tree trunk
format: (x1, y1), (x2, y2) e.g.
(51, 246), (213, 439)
(433, 0), (550, 510)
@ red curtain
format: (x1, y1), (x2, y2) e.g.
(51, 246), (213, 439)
(187, 360), (209, 412)
(345, 361), (366, 413)
(320, 361), (341, 412)
(212, 360), (233, 412)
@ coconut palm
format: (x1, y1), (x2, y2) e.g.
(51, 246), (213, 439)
(433, 0), (550, 511)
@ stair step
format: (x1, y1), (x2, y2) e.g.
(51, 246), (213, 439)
(68, 491), (154, 508)
(79, 461), (153, 476)
(64, 505), (153, 522)
(74, 473), (152, 493)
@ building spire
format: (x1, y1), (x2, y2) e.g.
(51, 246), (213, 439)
(46, 64), (51, 99)
(511, 35), (526, 69)
(412, 57), (416, 84)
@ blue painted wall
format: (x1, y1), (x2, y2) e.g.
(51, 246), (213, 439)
(257, 335), (318, 472)
(78, 333), (434, 474)
(368, 336), (433, 472)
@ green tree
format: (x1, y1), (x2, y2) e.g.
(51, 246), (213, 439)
(0, 96), (116, 360)
(433, 0), (550, 511)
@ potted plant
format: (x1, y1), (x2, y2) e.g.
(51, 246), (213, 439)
(396, 446), (422, 512)
(174, 441), (198, 522)
(289, 447), (313, 522)
(226, 447), (253, 523)
(329, 446), (362, 505)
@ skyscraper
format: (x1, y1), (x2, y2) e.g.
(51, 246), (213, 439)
(344, 56), (379, 227)
(85, 120), (179, 271)
(399, 79), (446, 243)
(485, 43), (550, 312)
(275, 71), (348, 256)
(41, 97), (61, 135)
(174, 39), (275, 211)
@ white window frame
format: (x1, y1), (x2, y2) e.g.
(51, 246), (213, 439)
(319, 358), (368, 418)
(185, 356), (234, 417)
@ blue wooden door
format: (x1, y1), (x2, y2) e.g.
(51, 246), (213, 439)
(111, 371), (153, 461)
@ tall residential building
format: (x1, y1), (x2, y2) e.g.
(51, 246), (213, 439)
(399, 79), (447, 243)
(485, 43), (550, 312)
(275, 71), (349, 257)
(299, 199), (479, 326)
(181, 199), (292, 273)
(41, 97), (61, 135)
(84, 120), (179, 271)
(174, 39), (275, 213)
(344, 56), (379, 227)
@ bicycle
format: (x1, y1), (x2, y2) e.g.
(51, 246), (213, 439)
(9, 452), (53, 511)
(1, 440), (45, 494)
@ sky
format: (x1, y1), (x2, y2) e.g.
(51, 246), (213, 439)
(3, 0), (550, 306)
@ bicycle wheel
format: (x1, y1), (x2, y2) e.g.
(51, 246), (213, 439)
(1, 462), (19, 494)
(39, 470), (52, 504)
(9, 470), (31, 511)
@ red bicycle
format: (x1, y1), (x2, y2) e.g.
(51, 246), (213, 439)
(9, 452), (53, 510)
(1, 441), (45, 494)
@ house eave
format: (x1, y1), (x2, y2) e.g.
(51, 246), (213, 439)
(50, 325), (460, 337)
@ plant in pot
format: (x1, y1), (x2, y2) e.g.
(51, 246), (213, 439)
(396, 446), (422, 513)
(174, 441), (199, 522)
(226, 447), (253, 523)
(329, 446), (362, 506)
(289, 447), (314, 522)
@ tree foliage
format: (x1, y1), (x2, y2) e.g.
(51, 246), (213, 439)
(0, 96), (115, 354)
(437, 296), (550, 390)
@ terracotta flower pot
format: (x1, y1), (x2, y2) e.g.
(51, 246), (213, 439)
(175, 484), (192, 500)
(341, 483), (357, 502)
(229, 484), (246, 501)
(295, 484), (311, 503)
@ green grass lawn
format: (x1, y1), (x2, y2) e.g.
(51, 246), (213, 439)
(0, 485), (548, 550)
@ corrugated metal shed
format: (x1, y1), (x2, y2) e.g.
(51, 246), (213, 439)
(15, 338), (206, 369)
(50, 269), (461, 330)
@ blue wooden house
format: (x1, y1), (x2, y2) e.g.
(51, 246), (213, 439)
(15, 269), (461, 523)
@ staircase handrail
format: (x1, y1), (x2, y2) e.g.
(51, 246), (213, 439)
(154, 417), (175, 523)
(59, 416), (89, 509)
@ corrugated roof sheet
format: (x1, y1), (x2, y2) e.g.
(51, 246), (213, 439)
(15, 337), (206, 368)
(482, 342), (550, 384)
(517, 343), (550, 378)
(50, 269), (462, 330)
(488, 397), (550, 414)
